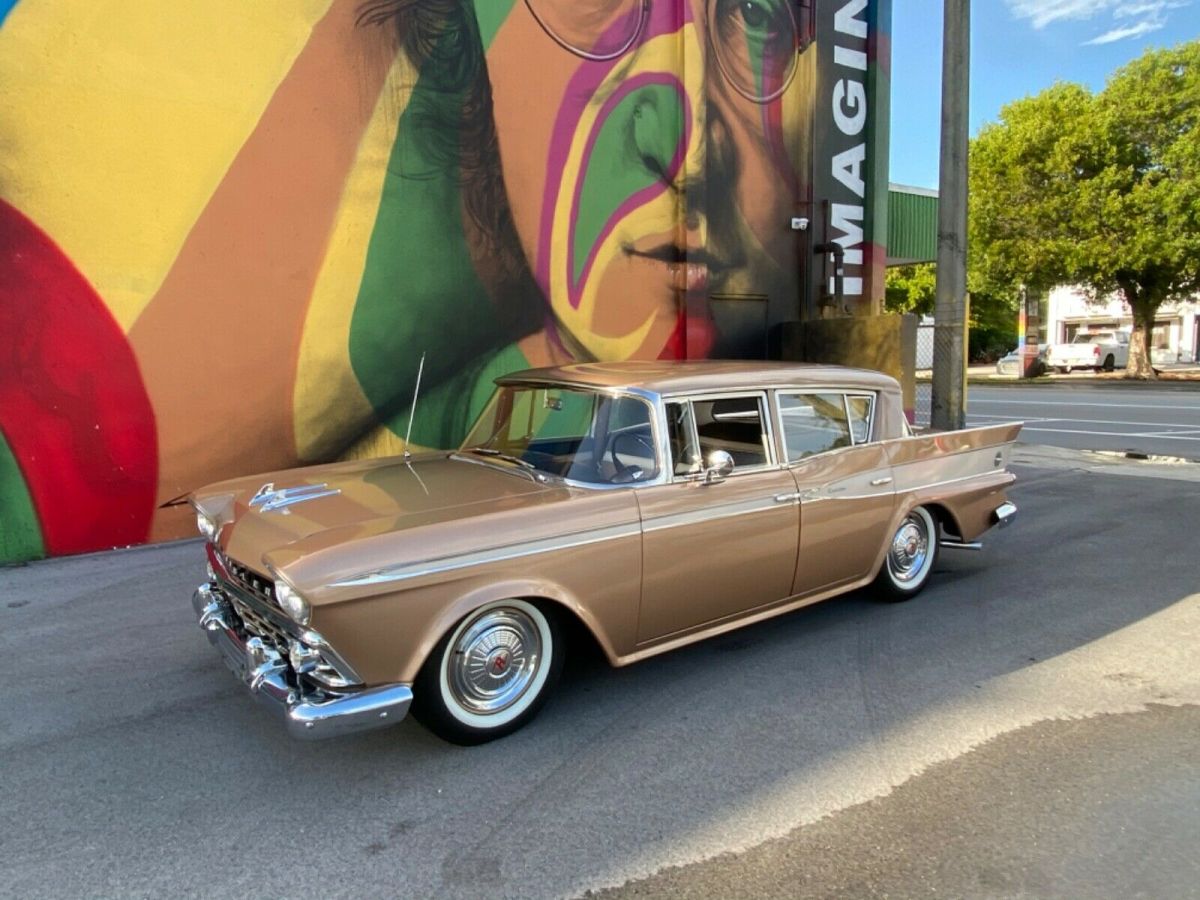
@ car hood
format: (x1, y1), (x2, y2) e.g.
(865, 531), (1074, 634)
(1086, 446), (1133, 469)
(193, 453), (572, 592)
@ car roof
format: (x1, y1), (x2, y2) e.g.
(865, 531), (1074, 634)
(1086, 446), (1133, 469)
(496, 360), (900, 395)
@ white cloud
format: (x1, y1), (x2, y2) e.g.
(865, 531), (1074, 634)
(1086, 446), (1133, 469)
(1083, 18), (1164, 42)
(1007, 0), (1113, 29)
(1005, 0), (1190, 44)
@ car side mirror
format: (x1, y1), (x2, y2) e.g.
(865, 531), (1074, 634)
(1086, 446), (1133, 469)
(703, 449), (734, 484)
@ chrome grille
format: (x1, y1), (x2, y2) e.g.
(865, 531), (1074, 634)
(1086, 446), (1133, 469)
(221, 555), (276, 606)
(210, 548), (289, 649)
(226, 591), (291, 651)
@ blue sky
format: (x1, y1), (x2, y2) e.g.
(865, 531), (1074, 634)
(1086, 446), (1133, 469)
(890, 0), (1200, 188)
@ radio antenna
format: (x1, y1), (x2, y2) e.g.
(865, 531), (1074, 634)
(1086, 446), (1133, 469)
(403, 353), (426, 461)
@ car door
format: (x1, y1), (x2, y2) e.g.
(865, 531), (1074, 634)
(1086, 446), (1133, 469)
(776, 391), (896, 596)
(634, 393), (800, 643)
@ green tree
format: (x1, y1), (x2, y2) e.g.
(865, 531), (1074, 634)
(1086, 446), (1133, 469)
(970, 42), (1200, 378)
(884, 263), (938, 315)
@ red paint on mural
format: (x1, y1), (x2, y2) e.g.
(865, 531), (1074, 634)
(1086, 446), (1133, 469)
(0, 200), (157, 554)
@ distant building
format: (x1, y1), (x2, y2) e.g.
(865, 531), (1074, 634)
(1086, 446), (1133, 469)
(1046, 287), (1199, 364)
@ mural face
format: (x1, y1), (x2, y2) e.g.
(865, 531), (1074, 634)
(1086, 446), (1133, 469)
(0, 0), (843, 562)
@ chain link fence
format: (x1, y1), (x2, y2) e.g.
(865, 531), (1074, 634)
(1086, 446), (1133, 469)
(912, 320), (935, 427)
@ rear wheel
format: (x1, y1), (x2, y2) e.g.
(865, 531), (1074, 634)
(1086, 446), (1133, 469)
(412, 599), (562, 745)
(1103, 354), (1115, 372)
(876, 506), (939, 601)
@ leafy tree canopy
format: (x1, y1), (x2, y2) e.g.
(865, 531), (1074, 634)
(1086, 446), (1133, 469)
(884, 263), (937, 315)
(969, 41), (1200, 377)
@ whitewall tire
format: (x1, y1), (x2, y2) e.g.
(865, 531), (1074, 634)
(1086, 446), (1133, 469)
(876, 506), (939, 601)
(413, 599), (563, 745)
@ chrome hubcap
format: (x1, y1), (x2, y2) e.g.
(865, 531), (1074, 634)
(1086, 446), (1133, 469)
(888, 515), (929, 583)
(447, 608), (542, 715)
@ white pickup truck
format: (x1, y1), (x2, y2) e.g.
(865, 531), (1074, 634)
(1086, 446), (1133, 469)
(1045, 330), (1130, 373)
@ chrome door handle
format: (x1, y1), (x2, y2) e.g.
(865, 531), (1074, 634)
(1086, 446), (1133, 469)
(870, 477), (893, 486)
(774, 492), (801, 503)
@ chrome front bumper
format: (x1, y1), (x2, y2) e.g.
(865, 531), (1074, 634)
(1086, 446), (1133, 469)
(191, 583), (412, 740)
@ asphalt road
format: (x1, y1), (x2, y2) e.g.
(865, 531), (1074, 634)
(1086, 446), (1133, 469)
(916, 382), (1200, 458)
(2, 451), (1199, 899)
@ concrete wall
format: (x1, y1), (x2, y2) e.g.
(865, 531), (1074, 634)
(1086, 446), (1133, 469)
(0, 0), (890, 562)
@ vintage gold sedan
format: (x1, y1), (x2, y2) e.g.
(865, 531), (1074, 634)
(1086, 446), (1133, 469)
(190, 361), (1020, 744)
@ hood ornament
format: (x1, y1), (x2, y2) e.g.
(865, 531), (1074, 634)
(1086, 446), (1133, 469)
(249, 482), (341, 513)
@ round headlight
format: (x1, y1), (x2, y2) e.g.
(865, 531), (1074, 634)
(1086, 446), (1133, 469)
(275, 580), (311, 626)
(195, 511), (217, 541)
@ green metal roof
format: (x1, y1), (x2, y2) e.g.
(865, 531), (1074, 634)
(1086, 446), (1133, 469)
(887, 184), (938, 265)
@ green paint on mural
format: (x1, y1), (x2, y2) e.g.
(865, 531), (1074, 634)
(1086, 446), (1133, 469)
(572, 85), (683, 285)
(0, 430), (45, 563)
(381, 342), (531, 450)
(473, 0), (517, 49)
(349, 33), (513, 446)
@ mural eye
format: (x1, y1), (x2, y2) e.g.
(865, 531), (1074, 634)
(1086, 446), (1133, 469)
(710, 0), (799, 103)
(736, 0), (773, 31)
(524, 0), (648, 61)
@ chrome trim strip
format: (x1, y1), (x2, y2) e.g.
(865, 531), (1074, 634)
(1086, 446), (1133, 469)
(800, 488), (894, 504)
(331, 521), (641, 588)
(889, 450), (1016, 494)
(890, 469), (1002, 495)
(659, 382), (886, 401)
(940, 539), (983, 550)
(641, 495), (787, 533)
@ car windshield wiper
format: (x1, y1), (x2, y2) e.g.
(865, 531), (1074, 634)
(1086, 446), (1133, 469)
(457, 447), (545, 482)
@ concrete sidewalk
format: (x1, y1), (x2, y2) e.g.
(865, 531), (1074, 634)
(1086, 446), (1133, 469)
(967, 360), (1200, 385)
(916, 362), (1200, 386)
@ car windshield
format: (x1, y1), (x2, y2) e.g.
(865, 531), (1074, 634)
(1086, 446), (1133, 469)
(460, 385), (660, 485)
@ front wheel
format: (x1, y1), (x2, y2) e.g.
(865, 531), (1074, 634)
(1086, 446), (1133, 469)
(876, 506), (939, 601)
(412, 599), (563, 745)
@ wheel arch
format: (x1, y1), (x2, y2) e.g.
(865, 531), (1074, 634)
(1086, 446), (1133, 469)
(923, 502), (960, 539)
(867, 497), (954, 581)
(400, 579), (620, 683)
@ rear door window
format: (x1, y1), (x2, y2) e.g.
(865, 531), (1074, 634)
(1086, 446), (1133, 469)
(778, 393), (852, 462)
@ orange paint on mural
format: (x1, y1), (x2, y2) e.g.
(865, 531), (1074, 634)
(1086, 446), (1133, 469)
(128, 0), (399, 539)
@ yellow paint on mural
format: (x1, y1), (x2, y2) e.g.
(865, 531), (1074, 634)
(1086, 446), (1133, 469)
(292, 52), (417, 464)
(0, 0), (333, 331)
(546, 27), (704, 360)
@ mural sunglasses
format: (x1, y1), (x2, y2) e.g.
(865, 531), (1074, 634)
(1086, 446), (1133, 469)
(523, 0), (811, 104)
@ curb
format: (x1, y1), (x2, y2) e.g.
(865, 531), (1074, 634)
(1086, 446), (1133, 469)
(916, 376), (1200, 391)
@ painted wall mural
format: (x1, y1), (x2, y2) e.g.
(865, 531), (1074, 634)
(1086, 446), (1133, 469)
(0, 0), (888, 562)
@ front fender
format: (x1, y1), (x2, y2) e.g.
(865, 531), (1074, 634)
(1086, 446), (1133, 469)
(403, 577), (622, 684)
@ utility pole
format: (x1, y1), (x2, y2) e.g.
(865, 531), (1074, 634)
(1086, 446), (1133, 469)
(931, 0), (969, 430)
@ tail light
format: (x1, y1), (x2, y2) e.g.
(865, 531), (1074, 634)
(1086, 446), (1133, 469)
(1093, 345), (1101, 358)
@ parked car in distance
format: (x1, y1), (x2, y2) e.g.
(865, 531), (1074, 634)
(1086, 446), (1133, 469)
(1045, 330), (1130, 373)
(190, 361), (1021, 745)
(996, 345), (1048, 377)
